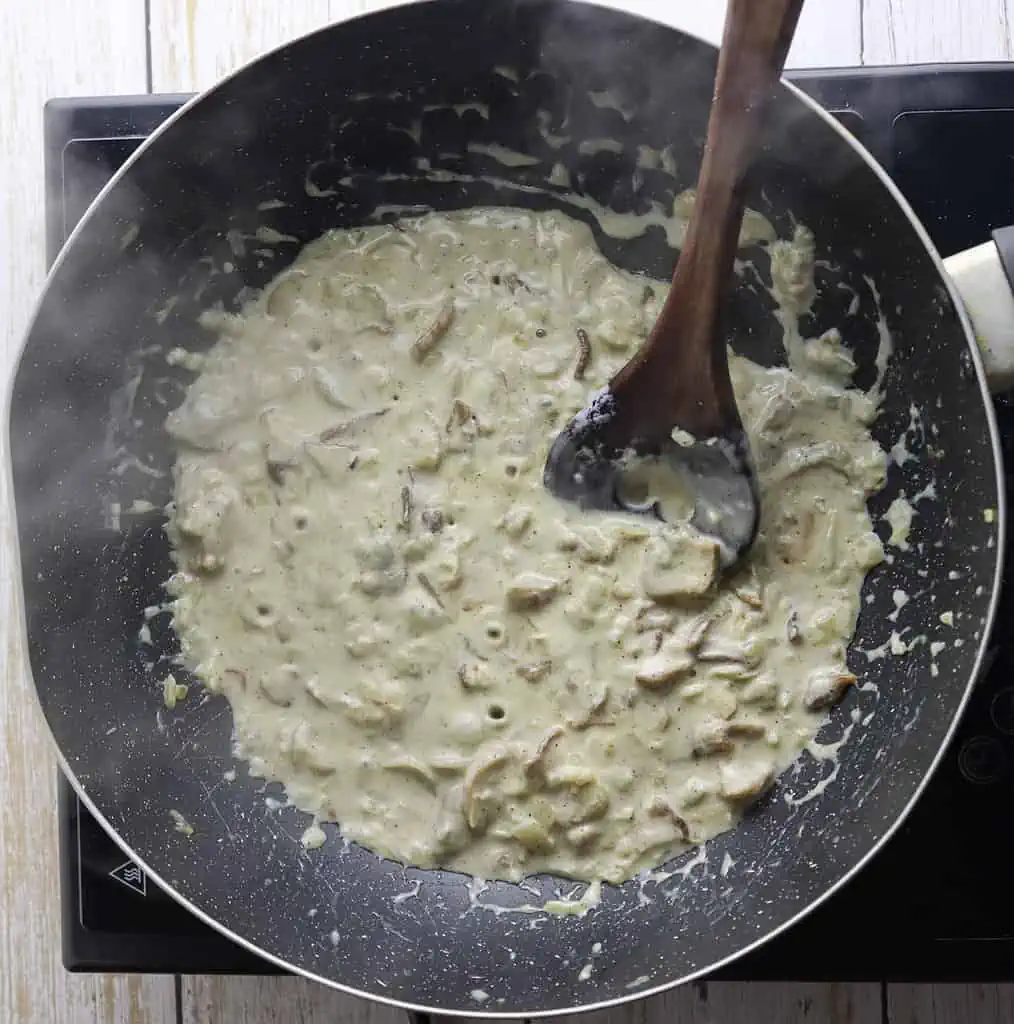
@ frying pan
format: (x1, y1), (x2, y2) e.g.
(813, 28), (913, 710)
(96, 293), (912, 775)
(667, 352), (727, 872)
(7, 0), (1007, 1016)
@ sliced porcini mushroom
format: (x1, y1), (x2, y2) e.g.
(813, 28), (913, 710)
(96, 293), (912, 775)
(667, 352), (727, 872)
(432, 783), (471, 858)
(354, 533), (407, 596)
(732, 583), (764, 610)
(264, 267), (313, 317)
(401, 534), (438, 565)
(400, 585), (449, 631)
(219, 667), (247, 694)
(258, 663), (302, 707)
(420, 507), (446, 533)
(697, 637), (763, 669)
(635, 605), (675, 633)
(462, 746), (511, 832)
(634, 611), (713, 689)
(411, 296), (455, 362)
(803, 667), (857, 711)
(677, 679), (707, 700)
(635, 648), (695, 689)
(706, 663), (758, 683)
(799, 327), (857, 384)
(647, 798), (692, 842)
(445, 399), (486, 454)
(382, 757), (438, 792)
(709, 684), (738, 720)
(771, 440), (855, 484)
(565, 572), (613, 630)
(509, 817), (556, 854)
(428, 752), (470, 775)
(571, 524), (619, 564)
(516, 658), (552, 683)
(406, 419), (444, 470)
(692, 716), (733, 756)
(457, 661), (493, 691)
(505, 572), (561, 611)
(773, 507), (816, 565)
(738, 674), (779, 708)
(750, 377), (798, 438)
(303, 675), (331, 708)
(565, 823), (602, 850)
(524, 725), (565, 782)
(310, 363), (355, 409)
(719, 759), (775, 802)
(679, 776), (712, 807)
(174, 466), (237, 549)
(288, 721), (336, 777)
(317, 407), (389, 444)
(786, 608), (802, 644)
(640, 530), (720, 602)
(727, 717), (768, 739)
(553, 779), (611, 826)
(328, 678), (407, 732)
(497, 505), (533, 538)
(193, 550), (226, 574)
(565, 681), (611, 729)
(608, 519), (651, 543)
(672, 612), (715, 651)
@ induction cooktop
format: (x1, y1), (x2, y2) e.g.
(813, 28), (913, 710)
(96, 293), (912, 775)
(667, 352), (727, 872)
(45, 64), (1014, 982)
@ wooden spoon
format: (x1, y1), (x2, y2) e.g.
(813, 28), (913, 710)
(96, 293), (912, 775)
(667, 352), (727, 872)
(543, 0), (805, 569)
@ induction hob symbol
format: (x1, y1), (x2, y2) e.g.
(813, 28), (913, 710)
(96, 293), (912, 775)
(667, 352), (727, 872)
(109, 859), (147, 897)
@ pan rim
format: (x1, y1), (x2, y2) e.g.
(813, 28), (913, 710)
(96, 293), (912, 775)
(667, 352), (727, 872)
(4, 0), (1007, 1015)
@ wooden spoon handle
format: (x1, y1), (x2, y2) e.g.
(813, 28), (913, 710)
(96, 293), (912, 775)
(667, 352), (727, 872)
(612, 0), (805, 437)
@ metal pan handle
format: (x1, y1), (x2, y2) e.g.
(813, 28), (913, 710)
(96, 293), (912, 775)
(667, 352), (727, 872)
(945, 229), (1014, 393)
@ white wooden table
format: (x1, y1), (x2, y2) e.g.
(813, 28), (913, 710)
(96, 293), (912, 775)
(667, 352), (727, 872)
(2, 1), (1014, 1021)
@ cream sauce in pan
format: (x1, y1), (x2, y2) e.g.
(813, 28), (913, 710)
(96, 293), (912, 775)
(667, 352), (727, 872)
(168, 207), (886, 883)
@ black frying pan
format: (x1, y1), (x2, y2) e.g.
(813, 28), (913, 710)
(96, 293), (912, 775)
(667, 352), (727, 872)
(7, 0), (1005, 1016)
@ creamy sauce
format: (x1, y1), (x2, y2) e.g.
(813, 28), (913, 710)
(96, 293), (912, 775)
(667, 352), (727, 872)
(168, 208), (886, 883)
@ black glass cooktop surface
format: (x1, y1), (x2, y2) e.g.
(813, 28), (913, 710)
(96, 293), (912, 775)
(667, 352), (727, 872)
(46, 64), (1014, 980)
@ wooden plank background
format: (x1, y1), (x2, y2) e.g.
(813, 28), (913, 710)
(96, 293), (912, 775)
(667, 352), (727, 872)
(2, 0), (1014, 1020)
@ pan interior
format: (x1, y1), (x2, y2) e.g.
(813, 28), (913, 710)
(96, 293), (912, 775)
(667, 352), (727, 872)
(8, 0), (1001, 1014)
